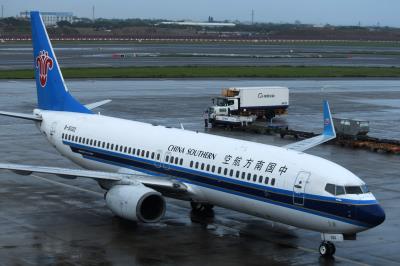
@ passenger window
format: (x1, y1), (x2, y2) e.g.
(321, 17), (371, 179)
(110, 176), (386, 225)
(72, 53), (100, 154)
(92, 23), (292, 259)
(206, 164), (210, 171)
(247, 173), (251, 181)
(151, 152), (155, 159)
(156, 154), (160, 160)
(195, 162), (199, 169)
(106, 143), (109, 149)
(146, 151), (150, 158)
(116, 145), (119, 151)
(124, 147), (127, 153)
(224, 168), (228, 175)
(271, 178), (275, 186)
(180, 158), (183, 165)
(171, 156), (175, 163)
(253, 174), (257, 182)
(336, 186), (345, 195)
(211, 165), (215, 172)
(128, 147), (131, 154)
(229, 169), (234, 177)
(120, 146), (123, 152)
(79, 137), (82, 143)
(201, 163), (205, 170)
(190, 161), (193, 167)
(137, 149), (140, 156)
(218, 167), (221, 174)
(62, 133), (64, 139)
(264, 177), (269, 184)
(166, 155), (170, 162)
(175, 157), (179, 164)
(325, 183), (335, 195)
(241, 172), (246, 179)
(86, 139), (89, 145)
(236, 171), (240, 178)
(141, 150), (145, 157)
(132, 148), (136, 154)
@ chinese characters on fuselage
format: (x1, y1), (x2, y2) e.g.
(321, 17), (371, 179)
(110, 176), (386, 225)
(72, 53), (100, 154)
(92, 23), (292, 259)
(222, 154), (287, 175)
(167, 144), (287, 176)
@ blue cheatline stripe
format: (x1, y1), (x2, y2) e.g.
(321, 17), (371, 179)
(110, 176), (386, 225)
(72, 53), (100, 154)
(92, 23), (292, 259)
(62, 140), (374, 227)
(63, 140), (376, 205)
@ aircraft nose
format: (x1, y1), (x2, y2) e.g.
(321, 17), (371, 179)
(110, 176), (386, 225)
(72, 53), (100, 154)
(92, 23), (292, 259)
(359, 204), (386, 228)
(371, 205), (386, 227)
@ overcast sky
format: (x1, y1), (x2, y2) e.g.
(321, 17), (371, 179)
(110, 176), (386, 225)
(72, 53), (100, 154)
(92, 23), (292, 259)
(1, 0), (399, 27)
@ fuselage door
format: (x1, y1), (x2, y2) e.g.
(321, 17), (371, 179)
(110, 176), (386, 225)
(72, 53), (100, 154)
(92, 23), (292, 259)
(49, 121), (57, 144)
(293, 171), (310, 206)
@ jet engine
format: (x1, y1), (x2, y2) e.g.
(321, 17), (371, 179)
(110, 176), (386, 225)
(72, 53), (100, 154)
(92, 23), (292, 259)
(105, 184), (166, 223)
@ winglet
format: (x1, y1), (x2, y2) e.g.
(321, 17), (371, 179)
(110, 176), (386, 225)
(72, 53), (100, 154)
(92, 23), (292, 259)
(283, 100), (336, 152)
(323, 100), (336, 137)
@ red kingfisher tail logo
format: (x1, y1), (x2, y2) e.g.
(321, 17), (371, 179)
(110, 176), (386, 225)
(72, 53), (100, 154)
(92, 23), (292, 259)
(35, 50), (53, 87)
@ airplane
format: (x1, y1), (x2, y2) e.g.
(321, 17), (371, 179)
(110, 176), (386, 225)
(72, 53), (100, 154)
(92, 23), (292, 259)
(0, 11), (385, 258)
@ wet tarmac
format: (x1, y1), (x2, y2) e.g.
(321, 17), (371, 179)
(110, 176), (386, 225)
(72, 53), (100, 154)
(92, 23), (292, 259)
(0, 79), (399, 265)
(2, 43), (400, 69)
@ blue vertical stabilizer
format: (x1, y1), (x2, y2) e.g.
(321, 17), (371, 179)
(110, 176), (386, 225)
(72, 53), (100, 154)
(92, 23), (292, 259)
(30, 11), (92, 113)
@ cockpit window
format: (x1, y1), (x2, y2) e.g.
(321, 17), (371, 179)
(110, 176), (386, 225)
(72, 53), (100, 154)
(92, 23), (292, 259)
(325, 183), (369, 196)
(361, 184), (369, 193)
(325, 184), (335, 195)
(335, 186), (345, 195)
(345, 186), (363, 194)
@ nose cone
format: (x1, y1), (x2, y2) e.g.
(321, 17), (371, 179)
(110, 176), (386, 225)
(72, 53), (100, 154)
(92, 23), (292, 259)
(357, 204), (385, 228)
(371, 205), (386, 227)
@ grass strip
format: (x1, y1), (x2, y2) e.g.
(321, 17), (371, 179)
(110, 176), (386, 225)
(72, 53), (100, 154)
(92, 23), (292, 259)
(2, 66), (400, 79)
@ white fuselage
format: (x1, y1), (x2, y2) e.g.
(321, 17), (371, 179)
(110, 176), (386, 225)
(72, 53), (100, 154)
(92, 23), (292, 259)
(35, 109), (381, 234)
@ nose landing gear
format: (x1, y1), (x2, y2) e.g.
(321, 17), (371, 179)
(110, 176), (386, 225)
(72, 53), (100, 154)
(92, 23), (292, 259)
(319, 241), (336, 257)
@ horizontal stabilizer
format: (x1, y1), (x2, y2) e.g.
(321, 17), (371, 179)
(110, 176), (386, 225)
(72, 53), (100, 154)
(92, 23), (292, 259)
(85, 99), (112, 110)
(283, 100), (336, 152)
(0, 111), (42, 121)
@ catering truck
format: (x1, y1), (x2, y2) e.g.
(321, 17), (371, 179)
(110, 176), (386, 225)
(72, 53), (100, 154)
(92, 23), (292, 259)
(208, 86), (289, 127)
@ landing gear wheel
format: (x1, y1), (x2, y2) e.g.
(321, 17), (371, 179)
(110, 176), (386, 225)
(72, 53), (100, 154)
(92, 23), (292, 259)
(190, 202), (214, 212)
(319, 241), (335, 257)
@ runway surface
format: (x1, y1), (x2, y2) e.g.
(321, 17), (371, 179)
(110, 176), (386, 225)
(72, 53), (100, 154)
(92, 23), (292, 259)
(0, 79), (399, 265)
(2, 43), (400, 69)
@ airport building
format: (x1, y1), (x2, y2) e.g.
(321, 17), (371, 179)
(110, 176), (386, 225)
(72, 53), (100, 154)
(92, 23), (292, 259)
(19, 11), (74, 26)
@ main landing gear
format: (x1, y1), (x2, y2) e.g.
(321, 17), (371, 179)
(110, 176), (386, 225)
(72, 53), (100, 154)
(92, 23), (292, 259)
(319, 241), (336, 257)
(190, 202), (214, 213)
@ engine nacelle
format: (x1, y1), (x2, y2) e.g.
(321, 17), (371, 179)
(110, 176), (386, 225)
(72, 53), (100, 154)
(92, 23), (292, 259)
(105, 184), (166, 223)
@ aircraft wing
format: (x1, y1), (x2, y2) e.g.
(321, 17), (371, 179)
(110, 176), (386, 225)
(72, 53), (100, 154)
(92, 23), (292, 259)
(283, 100), (336, 152)
(0, 163), (188, 193)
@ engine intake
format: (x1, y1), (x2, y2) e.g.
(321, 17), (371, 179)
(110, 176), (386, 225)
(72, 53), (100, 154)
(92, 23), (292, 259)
(105, 184), (166, 223)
